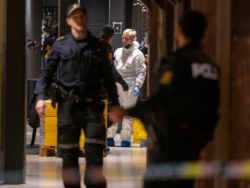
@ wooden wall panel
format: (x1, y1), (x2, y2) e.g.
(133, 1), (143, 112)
(144, 0), (167, 164)
(230, 0), (250, 160)
(0, 0), (3, 184)
(228, 1), (250, 187)
(192, 0), (217, 60)
(147, 0), (166, 95)
(192, 0), (231, 188)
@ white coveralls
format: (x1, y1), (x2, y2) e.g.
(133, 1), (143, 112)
(107, 41), (147, 142)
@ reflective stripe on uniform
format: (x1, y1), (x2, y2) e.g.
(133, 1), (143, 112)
(58, 143), (79, 149)
(85, 138), (106, 145)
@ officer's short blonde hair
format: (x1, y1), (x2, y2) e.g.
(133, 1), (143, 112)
(123, 29), (137, 39)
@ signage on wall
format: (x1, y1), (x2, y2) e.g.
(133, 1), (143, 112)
(112, 21), (123, 34)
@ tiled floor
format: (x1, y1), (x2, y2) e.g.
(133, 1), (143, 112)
(2, 126), (147, 188)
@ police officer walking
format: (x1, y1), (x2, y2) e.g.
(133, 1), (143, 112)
(35, 4), (119, 188)
(100, 25), (129, 91)
(109, 11), (220, 188)
(100, 25), (128, 129)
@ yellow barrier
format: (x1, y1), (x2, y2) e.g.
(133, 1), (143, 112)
(44, 100), (107, 149)
(133, 118), (147, 143)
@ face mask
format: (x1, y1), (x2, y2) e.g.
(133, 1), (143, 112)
(123, 43), (131, 49)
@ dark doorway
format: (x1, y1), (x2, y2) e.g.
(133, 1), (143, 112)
(81, 0), (109, 38)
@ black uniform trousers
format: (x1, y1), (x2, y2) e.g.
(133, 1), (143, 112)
(144, 118), (207, 188)
(57, 100), (106, 188)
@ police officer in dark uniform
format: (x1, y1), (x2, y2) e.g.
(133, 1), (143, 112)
(109, 11), (220, 188)
(100, 25), (129, 92)
(35, 4), (119, 188)
(100, 25), (128, 129)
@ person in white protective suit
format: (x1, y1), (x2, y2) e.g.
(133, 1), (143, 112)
(107, 29), (147, 147)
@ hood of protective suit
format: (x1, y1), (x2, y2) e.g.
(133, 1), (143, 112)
(122, 41), (140, 52)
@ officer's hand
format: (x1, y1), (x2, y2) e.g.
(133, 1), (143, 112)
(199, 148), (206, 160)
(145, 54), (149, 63)
(36, 100), (47, 116)
(122, 82), (129, 91)
(109, 106), (127, 122)
(133, 86), (140, 96)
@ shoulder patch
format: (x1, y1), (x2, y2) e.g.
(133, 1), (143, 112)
(191, 62), (219, 80)
(109, 53), (113, 65)
(56, 36), (65, 41)
(45, 49), (50, 59)
(160, 71), (173, 85)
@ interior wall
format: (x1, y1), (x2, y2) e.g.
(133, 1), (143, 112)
(42, 0), (58, 6)
(228, 0), (250, 187)
(132, 0), (148, 44)
(26, 0), (42, 79)
(192, 0), (231, 188)
(125, 0), (133, 29)
(147, 0), (166, 96)
(166, 1), (174, 53)
(0, 0), (4, 184)
(3, 0), (26, 184)
(109, 0), (125, 51)
(230, 0), (250, 160)
(81, 0), (109, 38)
(58, 0), (77, 36)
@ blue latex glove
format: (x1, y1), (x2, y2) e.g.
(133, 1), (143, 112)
(133, 86), (140, 96)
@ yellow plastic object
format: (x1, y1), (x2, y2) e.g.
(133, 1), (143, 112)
(44, 132), (57, 146)
(44, 100), (107, 148)
(133, 118), (147, 143)
(45, 117), (57, 132)
(45, 100), (57, 117)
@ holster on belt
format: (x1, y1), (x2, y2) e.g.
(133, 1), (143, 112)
(51, 83), (58, 108)
(50, 82), (88, 108)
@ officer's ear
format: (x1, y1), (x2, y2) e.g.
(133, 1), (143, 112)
(176, 26), (183, 41)
(66, 17), (72, 26)
(176, 26), (182, 37)
(176, 26), (189, 48)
